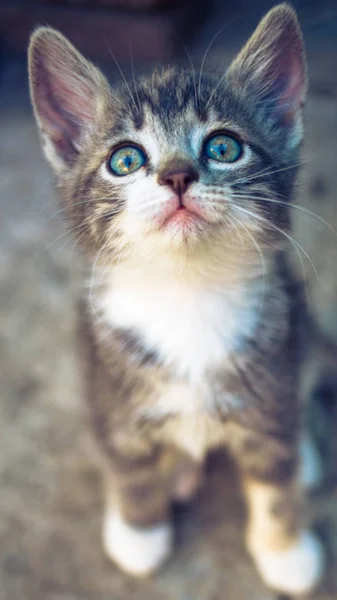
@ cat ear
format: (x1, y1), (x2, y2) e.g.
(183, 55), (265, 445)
(227, 4), (306, 141)
(28, 27), (109, 172)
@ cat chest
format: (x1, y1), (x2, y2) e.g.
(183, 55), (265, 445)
(97, 277), (257, 386)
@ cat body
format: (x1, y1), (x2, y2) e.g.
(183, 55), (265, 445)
(28, 4), (324, 594)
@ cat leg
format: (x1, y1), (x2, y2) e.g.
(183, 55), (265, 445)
(242, 478), (323, 595)
(101, 451), (173, 577)
(234, 437), (324, 595)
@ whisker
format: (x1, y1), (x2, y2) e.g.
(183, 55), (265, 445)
(68, 228), (90, 263)
(33, 221), (88, 262)
(41, 200), (91, 224)
(205, 71), (227, 111)
(36, 200), (62, 217)
(218, 161), (306, 186)
(108, 90), (129, 113)
(231, 193), (337, 239)
(177, 37), (198, 110)
(232, 204), (307, 289)
(41, 196), (126, 226)
(230, 214), (266, 316)
(201, 15), (246, 110)
(223, 214), (245, 249)
(197, 24), (232, 101)
(129, 44), (141, 113)
(105, 40), (139, 113)
(232, 204), (319, 281)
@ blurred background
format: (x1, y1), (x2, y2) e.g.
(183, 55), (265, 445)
(0, 1), (336, 599)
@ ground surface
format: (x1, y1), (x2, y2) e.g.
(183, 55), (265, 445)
(1, 2), (337, 599)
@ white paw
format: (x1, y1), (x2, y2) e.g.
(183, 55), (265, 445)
(299, 433), (323, 491)
(252, 530), (324, 595)
(103, 510), (173, 576)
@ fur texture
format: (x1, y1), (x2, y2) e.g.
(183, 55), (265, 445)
(28, 4), (324, 594)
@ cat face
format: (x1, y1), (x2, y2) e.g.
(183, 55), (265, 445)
(28, 4), (306, 266)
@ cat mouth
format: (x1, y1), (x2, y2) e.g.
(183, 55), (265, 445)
(157, 197), (209, 233)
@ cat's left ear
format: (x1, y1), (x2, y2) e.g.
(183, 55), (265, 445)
(227, 3), (306, 142)
(28, 27), (110, 173)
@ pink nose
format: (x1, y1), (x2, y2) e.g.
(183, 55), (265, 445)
(157, 164), (199, 195)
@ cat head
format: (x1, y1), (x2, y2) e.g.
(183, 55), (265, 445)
(28, 3), (306, 270)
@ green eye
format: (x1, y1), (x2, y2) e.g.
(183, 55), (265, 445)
(109, 145), (146, 176)
(205, 134), (242, 163)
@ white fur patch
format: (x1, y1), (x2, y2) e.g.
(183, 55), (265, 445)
(97, 264), (260, 390)
(103, 510), (172, 576)
(252, 530), (324, 595)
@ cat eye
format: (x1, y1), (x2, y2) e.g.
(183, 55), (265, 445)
(204, 133), (242, 164)
(108, 145), (147, 176)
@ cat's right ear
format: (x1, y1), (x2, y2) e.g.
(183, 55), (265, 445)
(226, 4), (306, 145)
(28, 28), (110, 173)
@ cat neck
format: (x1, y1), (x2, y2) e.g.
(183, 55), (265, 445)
(100, 234), (272, 294)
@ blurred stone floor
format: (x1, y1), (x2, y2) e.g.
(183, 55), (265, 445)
(1, 2), (337, 599)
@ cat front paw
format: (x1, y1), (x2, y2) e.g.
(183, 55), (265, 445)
(251, 530), (324, 595)
(103, 510), (173, 576)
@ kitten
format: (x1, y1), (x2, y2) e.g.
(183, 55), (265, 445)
(28, 3), (324, 594)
